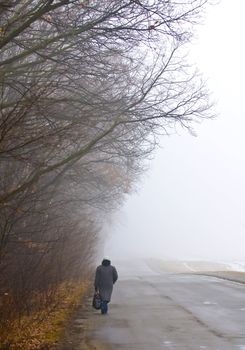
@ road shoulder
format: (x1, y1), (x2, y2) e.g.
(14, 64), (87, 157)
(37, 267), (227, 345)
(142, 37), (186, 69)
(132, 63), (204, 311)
(193, 271), (245, 284)
(58, 297), (110, 350)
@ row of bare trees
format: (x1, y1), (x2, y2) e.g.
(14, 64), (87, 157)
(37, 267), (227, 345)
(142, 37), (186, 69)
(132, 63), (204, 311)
(0, 0), (211, 323)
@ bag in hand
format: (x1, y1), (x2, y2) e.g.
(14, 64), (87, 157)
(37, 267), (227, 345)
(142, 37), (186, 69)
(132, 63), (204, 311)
(92, 292), (101, 310)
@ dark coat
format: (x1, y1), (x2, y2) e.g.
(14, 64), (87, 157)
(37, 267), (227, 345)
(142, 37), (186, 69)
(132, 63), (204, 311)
(94, 263), (118, 302)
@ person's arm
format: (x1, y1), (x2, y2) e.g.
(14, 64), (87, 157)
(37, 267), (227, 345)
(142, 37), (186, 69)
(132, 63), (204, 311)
(94, 267), (100, 292)
(112, 266), (118, 284)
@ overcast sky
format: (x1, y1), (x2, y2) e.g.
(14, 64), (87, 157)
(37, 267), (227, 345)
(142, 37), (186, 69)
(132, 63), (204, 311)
(104, 0), (245, 262)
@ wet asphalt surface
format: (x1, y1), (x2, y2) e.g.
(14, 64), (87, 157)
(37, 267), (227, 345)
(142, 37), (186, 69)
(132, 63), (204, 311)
(91, 260), (245, 350)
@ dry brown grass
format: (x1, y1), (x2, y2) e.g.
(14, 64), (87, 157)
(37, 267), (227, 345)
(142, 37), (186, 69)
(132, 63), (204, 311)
(0, 281), (91, 350)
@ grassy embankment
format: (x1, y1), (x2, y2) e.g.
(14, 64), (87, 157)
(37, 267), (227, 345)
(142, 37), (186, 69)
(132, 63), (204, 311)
(0, 281), (91, 350)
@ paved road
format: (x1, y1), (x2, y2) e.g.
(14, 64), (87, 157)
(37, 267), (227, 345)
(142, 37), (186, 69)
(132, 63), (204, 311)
(91, 260), (245, 350)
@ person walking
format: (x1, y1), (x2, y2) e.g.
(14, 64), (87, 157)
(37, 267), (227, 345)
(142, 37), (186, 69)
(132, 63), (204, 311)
(94, 257), (118, 314)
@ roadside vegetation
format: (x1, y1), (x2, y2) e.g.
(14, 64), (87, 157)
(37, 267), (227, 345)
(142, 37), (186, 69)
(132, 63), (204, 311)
(0, 0), (212, 348)
(0, 281), (89, 349)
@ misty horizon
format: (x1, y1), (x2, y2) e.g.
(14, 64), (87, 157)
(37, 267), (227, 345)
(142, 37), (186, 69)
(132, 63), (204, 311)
(104, 0), (245, 263)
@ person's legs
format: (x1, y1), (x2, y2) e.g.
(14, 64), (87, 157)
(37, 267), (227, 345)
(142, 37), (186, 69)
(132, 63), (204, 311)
(101, 301), (108, 314)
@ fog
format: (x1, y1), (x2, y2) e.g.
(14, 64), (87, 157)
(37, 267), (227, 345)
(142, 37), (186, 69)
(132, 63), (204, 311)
(104, 0), (245, 262)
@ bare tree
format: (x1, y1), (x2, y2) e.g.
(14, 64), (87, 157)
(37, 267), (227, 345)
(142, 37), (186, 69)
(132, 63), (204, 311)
(0, 0), (212, 330)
